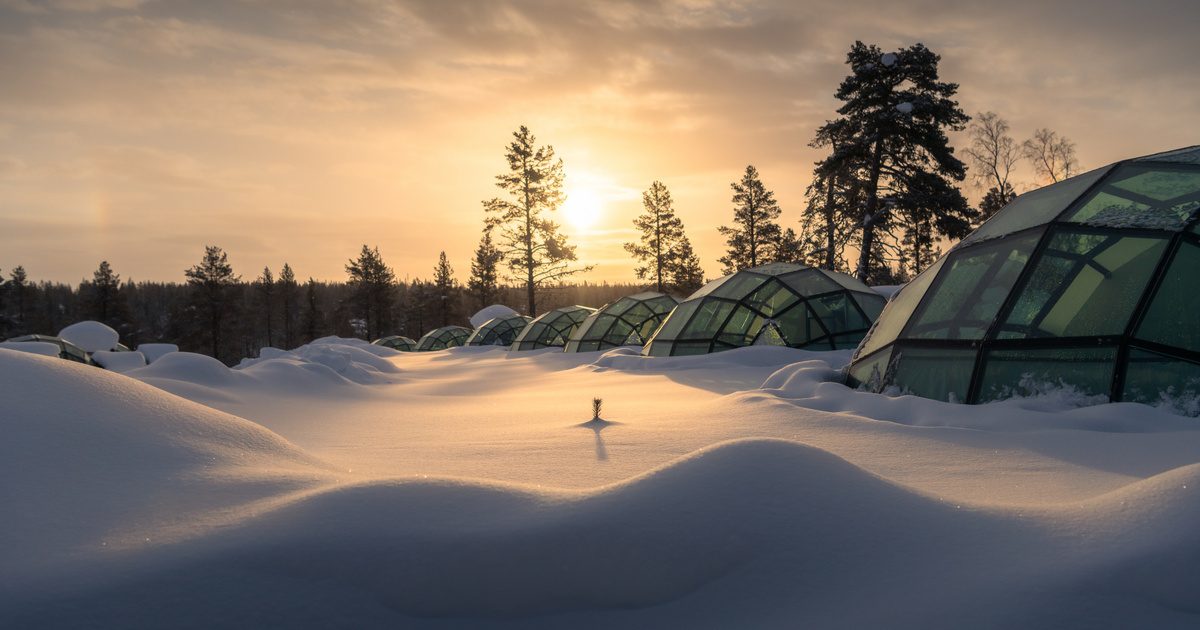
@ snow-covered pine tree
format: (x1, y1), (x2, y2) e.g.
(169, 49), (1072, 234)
(717, 165), (783, 274)
(814, 42), (973, 282)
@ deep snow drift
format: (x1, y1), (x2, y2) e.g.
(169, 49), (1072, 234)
(2, 342), (1198, 628)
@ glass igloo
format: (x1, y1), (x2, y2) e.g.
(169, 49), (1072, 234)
(415, 326), (471, 352)
(564, 292), (679, 352)
(643, 263), (887, 356)
(846, 146), (1200, 407)
(372, 335), (417, 351)
(465, 315), (532, 347)
(510, 305), (595, 351)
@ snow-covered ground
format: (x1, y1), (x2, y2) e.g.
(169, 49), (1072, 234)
(2, 339), (1198, 628)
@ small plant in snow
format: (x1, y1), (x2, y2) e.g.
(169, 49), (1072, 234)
(592, 397), (603, 421)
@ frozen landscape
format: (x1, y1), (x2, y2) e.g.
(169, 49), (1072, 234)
(2, 337), (1198, 628)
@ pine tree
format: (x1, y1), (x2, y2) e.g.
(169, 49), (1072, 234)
(432, 251), (458, 327)
(624, 181), (688, 292)
(301, 277), (322, 343)
(979, 183), (1017, 221)
(468, 229), (502, 310)
(84, 260), (124, 323)
(717, 165), (782, 274)
(184, 246), (240, 361)
(256, 266), (275, 348)
(772, 228), (803, 264)
(814, 42), (974, 282)
(666, 236), (706, 295)
(803, 118), (863, 271)
(278, 263), (298, 349)
(483, 125), (591, 316)
(345, 245), (395, 340)
(9, 266), (30, 330)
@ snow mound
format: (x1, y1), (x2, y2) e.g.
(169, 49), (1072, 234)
(58, 320), (119, 352)
(7, 438), (1199, 627)
(0, 341), (59, 357)
(470, 304), (519, 328)
(136, 343), (178, 364)
(235, 337), (403, 385)
(0, 350), (332, 588)
(91, 349), (147, 372)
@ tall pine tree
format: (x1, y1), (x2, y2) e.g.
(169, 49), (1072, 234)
(278, 263), (298, 349)
(624, 181), (689, 293)
(483, 125), (591, 316)
(814, 42), (973, 282)
(256, 266), (276, 348)
(666, 237), (706, 295)
(717, 165), (782, 274)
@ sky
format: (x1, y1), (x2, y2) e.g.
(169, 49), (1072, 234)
(0, 0), (1197, 285)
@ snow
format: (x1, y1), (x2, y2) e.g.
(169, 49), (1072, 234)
(871, 283), (903, 298)
(57, 320), (119, 352)
(0, 340), (59, 357)
(91, 349), (147, 372)
(895, 101), (914, 114)
(470, 303), (520, 328)
(136, 343), (178, 363)
(881, 52), (898, 67)
(2, 340), (1200, 628)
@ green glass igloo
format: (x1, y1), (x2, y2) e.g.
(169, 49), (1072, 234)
(510, 305), (595, 351)
(372, 335), (417, 351)
(415, 326), (471, 352)
(564, 292), (679, 352)
(643, 262), (887, 356)
(465, 315), (532, 347)
(847, 146), (1200, 407)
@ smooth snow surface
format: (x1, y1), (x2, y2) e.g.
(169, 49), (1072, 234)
(136, 343), (178, 363)
(2, 342), (1199, 628)
(871, 283), (903, 298)
(57, 320), (119, 352)
(470, 304), (520, 328)
(90, 349), (146, 372)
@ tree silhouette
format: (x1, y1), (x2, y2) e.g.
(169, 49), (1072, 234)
(717, 165), (782, 274)
(184, 246), (240, 361)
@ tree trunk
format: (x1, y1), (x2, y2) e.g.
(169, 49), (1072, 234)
(856, 140), (886, 282)
(823, 175), (837, 270)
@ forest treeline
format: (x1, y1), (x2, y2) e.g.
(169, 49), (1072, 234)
(0, 40), (1081, 363)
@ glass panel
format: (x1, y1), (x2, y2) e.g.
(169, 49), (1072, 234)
(851, 292), (887, 322)
(831, 333), (867, 350)
(717, 304), (765, 346)
(1122, 348), (1200, 413)
(651, 301), (700, 341)
(907, 232), (1038, 340)
(587, 314), (617, 340)
(681, 300), (736, 338)
(854, 257), (947, 359)
(636, 314), (667, 342)
(606, 297), (637, 316)
(601, 319), (636, 346)
(890, 346), (977, 403)
(779, 269), (841, 296)
(711, 272), (768, 299)
(999, 230), (1166, 338)
(820, 269), (874, 293)
(753, 322), (787, 346)
(1061, 165), (1200, 230)
(775, 302), (825, 346)
(1137, 146), (1200, 165)
(1110, 167), (1200, 202)
(1135, 241), (1200, 353)
(670, 341), (712, 356)
(809, 293), (869, 334)
(959, 165), (1112, 246)
(977, 346), (1116, 402)
(743, 279), (795, 315)
(623, 302), (653, 322)
(688, 275), (733, 299)
(846, 347), (894, 392)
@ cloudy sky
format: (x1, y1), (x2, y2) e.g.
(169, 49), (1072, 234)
(1, 0), (1197, 284)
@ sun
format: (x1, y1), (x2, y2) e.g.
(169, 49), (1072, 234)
(561, 186), (603, 231)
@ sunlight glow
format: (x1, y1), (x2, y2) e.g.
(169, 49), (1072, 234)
(561, 186), (603, 231)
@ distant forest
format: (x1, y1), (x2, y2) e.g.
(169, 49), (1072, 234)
(0, 256), (645, 364)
